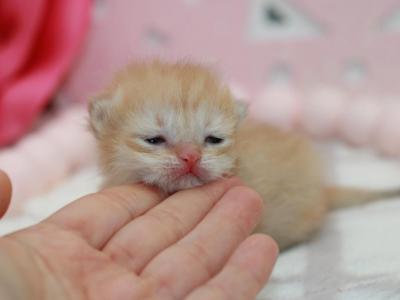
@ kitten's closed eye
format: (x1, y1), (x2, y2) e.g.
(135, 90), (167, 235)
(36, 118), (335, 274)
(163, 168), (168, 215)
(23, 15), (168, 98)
(145, 136), (166, 145)
(205, 135), (224, 145)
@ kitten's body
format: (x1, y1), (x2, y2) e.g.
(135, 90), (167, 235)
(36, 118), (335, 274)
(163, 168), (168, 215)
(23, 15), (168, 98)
(236, 121), (327, 248)
(89, 61), (399, 249)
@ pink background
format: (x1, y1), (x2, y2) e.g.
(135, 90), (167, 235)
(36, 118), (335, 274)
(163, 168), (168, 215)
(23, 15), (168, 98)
(62, 0), (400, 102)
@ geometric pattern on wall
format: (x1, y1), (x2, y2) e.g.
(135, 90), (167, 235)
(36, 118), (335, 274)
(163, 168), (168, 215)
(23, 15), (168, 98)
(248, 0), (321, 40)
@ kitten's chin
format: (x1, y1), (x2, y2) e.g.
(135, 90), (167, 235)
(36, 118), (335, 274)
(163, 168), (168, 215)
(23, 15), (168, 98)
(146, 174), (206, 194)
(164, 175), (203, 193)
(143, 167), (227, 194)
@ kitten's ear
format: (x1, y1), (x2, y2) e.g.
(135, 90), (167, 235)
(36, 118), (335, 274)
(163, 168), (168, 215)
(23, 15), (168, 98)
(88, 87), (123, 137)
(234, 99), (248, 122)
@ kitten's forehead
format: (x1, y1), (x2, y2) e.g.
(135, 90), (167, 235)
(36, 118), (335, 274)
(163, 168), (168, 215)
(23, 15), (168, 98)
(114, 62), (242, 143)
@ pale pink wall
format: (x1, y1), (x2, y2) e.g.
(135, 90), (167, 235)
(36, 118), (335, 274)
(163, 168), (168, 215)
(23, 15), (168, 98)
(62, 0), (400, 101)
(60, 0), (400, 154)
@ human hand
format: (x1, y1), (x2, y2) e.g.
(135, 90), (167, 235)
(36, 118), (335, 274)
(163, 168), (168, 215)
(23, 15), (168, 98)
(0, 172), (278, 300)
(0, 170), (11, 218)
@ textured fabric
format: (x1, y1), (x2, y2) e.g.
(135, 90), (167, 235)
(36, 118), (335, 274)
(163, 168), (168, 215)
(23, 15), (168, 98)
(0, 0), (90, 145)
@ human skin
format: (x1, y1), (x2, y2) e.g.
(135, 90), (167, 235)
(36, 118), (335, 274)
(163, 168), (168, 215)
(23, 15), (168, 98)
(0, 170), (278, 300)
(0, 170), (11, 218)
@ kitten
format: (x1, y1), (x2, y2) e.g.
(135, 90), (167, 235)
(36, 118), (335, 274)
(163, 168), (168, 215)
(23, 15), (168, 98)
(89, 61), (400, 249)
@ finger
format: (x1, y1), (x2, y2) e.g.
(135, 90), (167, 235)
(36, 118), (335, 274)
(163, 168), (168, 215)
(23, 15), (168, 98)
(0, 170), (12, 218)
(186, 234), (279, 300)
(45, 184), (163, 248)
(103, 177), (241, 273)
(141, 186), (263, 300)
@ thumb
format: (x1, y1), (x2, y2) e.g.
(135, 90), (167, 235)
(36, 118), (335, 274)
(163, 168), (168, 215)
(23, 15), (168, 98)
(0, 170), (12, 218)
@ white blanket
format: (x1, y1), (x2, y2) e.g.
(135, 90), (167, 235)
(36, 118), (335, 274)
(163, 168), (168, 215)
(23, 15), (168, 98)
(1, 144), (400, 300)
(258, 144), (400, 300)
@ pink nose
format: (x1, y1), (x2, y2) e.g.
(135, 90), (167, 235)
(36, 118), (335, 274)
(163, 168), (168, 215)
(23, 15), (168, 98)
(175, 144), (201, 167)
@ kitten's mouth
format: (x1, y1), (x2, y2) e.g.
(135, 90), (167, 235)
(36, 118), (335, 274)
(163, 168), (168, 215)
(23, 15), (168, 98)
(172, 165), (206, 181)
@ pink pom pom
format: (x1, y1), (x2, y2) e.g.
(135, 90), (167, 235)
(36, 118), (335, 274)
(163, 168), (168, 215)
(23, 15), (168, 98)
(339, 98), (382, 146)
(249, 85), (300, 130)
(19, 135), (71, 184)
(301, 87), (346, 138)
(375, 102), (400, 156)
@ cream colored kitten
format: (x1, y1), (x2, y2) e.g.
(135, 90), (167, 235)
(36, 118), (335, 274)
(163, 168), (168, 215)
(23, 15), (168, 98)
(89, 61), (400, 249)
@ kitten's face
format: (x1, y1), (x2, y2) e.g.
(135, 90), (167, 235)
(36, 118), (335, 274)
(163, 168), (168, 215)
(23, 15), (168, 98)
(89, 62), (245, 192)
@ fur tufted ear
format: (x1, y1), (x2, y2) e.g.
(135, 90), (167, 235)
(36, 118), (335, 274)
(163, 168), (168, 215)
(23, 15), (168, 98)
(88, 96), (112, 136)
(234, 98), (248, 122)
(88, 87), (123, 137)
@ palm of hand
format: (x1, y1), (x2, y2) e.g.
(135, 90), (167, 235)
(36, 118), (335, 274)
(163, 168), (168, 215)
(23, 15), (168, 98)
(0, 179), (277, 300)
